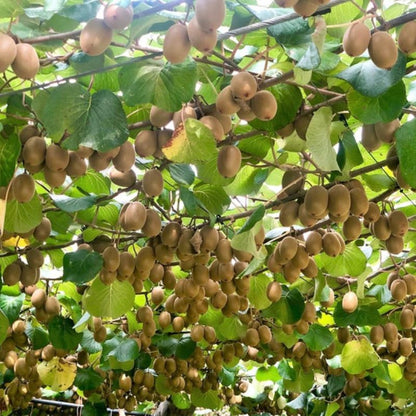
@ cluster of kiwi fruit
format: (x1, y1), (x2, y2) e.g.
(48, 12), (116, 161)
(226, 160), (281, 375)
(0, 34), (39, 79)
(343, 20), (398, 69)
(275, 0), (330, 17)
(163, 0), (225, 63)
(80, 3), (133, 56)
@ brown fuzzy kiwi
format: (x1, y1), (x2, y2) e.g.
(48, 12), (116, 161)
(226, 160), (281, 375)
(267, 281), (282, 302)
(200, 225), (219, 252)
(45, 144), (69, 172)
(22, 136), (46, 166)
(19, 125), (40, 145)
(293, 0), (318, 17)
(31, 288), (46, 308)
(200, 115), (225, 141)
(163, 23), (191, 64)
(89, 151), (111, 171)
(258, 325), (272, 344)
(371, 215), (391, 241)
(94, 325), (107, 342)
(386, 145), (399, 172)
(398, 338), (413, 357)
(150, 105), (174, 128)
(374, 119), (400, 144)
(278, 236), (298, 262)
(109, 167), (136, 187)
(0, 34), (16, 72)
(173, 105), (196, 128)
(304, 185), (328, 218)
(294, 113), (312, 140)
(142, 209), (162, 237)
(117, 252), (135, 280)
(281, 169), (304, 195)
(216, 86), (241, 115)
(250, 90), (278, 121)
(291, 245), (310, 270)
(305, 230), (322, 255)
(364, 202), (380, 223)
(298, 203), (318, 227)
(142, 169), (164, 197)
(66, 152), (87, 177)
(44, 165), (66, 188)
(11, 43), (39, 79)
(26, 248), (44, 268)
(301, 256), (318, 278)
(400, 308), (414, 329)
(12, 173), (35, 203)
(135, 130), (158, 157)
(390, 279), (407, 301)
(230, 72), (257, 101)
(195, 0), (225, 31)
(403, 274), (416, 295)
(33, 217), (52, 242)
(322, 232), (341, 257)
(187, 17), (217, 53)
(244, 328), (260, 347)
(361, 124), (381, 152)
(277, 122), (295, 137)
(370, 325), (384, 344)
(283, 261), (301, 283)
(151, 287), (164, 305)
(327, 184), (351, 220)
(217, 145), (242, 178)
(368, 31), (398, 69)
(302, 301), (316, 322)
(80, 18), (112, 56)
(120, 201), (147, 231)
(3, 261), (21, 286)
(343, 215), (362, 241)
(349, 188), (369, 217)
(385, 235), (404, 255)
(103, 4), (133, 30)
(342, 21), (371, 57)
(275, 0), (299, 6)
(388, 210), (408, 237)
(102, 246), (120, 272)
(398, 21), (416, 54)
(44, 296), (60, 315)
(191, 325), (205, 342)
(112, 141), (135, 172)
(237, 107), (256, 121)
(279, 201), (299, 227)
(161, 222), (182, 248)
(383, 322), (398, 342)
(342, 291), (358, 313)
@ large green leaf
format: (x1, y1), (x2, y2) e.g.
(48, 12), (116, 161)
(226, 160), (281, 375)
(74, 367), (104, 391)
(333, 303), (381, 327)
(0, 310), (9, 344)
(162, 119), (217, 164)
(217, 315), (247, 341)
(261, 288), (305, 324)
(52, 195), (98, 213)
(231, 221), (263, 257)
(256, 366), (280, 382)
(118, 59), (198, 111)
(248, 273), (273, 310)
(63, 250), (103, 285)
(83, 277), (135, 318)
(395, 119), (416, 188)
(300, 324), (333, 351)
(4, 194), (42, 234)
(48, 316), (83, 350)
(108, 337), (140, 362)
(336, 52), (406, 98)
(193, 184), (231, 216)
(0, 134), (20, 187)
(347, 81), (407, 124)
(191, 388), (224, 410)
(25, 323), (49, 349)
(0, 293), (24, 324)
(175, 335), (196, 359)
(341, 338), (379, 374)
(306, 107), (339, 172)
(32, 84), (129, 152)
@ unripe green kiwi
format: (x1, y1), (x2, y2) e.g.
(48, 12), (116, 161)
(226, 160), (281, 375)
(187, 17), (217, 53)
(142, 169), (164, 197)
(216, 86), (241, 115)
(0, 34), (16, 73)
(343, 21), (371, 57)
(398, 21), (416, 54)
(230, 72), (257, 101)
(217, 145), (241, 178)
(250, 90), (278, 121)
(163, 23), (191, 64)
(80, 18), (113, 56)
(135, 130), (158, 157)
(12, 173), (35, 203)
(368, 31), (398, 69)
(103, 4), (133, 30)
(11, 43), (39, 79)
(195, 0), (225, 32)
(342, 291), (358, 313)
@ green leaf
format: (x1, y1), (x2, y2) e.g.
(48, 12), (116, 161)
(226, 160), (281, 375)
(256, 366), (280, 382)
(325, 402), (340, 416)
(175, 336), (196, 360)
(216, 315), (247, 341)
(340, 129), (363, 172)
(262, 288), (305, 324)
(25, 323), (49, 349)
(238, 205), (265, 234)
(169, 164), (195, 186)
(162, 119), (217, 164)
(347, 81), (407, 124)
(32, 85), (129, 152)
(395, 119), (416, 188)
(155, 373), (174, 395)
(333, 303), (382, 327)
(81, 402), (107, 416)
(171, 393), (192, 410)
(0, 134), (20, 187)
(74, 367), (104, 391)
(48, 316), (83, 350)
(248, 273), (273, 310)
(336, 52), (406, 97)
(327, 374), (346, 398)
(278, 359), (296, 381)
(297, 42), (320, 70)
(306, 107), (339, 172)
(63, 250), (103, 285)
(179, 187), (197, 216)
(224, 165), (269, 197)
(0, 293), (24, 324)
(318, 243), (367, 277)
(81, 330), (103, 354)
(191, 388), (224, 410)
(4, 194), (42, 234)
(0, 310), (9, 344)
(300, 324), (333, 351)
(231, 221), (262, 257)
(219, 367), (236, 386)
(83, 277), (135, 319)
(194, 184), (231, 216)
(52, 195), (98, 213)
(153, 334), (179, 357)
(341, 338), (379, 374)
(108, 337), (140, 362)
(119, 59), (198, 111)
(74, 171), (111, 195)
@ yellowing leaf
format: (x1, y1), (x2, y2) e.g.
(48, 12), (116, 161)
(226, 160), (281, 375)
(38, 357), (77, 392)
(2, 236), (30, 248)
(0, 198), (6, 238)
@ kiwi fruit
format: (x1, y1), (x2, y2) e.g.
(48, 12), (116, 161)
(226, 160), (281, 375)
(44, 165), (67, 188)
(275, 0), (299, 6)
(368, 31), (398, 69)
(237, 107), (256, 121)
(135, 130), (158, 157)
(267, 281), (282, 302)
(279, 201), (299, 226)
(117, 251), (136, 280)
(150, 106), (174, 128)
(102, 246), (120, 272)
(141, 209), (162, 237)
(120, 201), (147, 231)
(388, 210), (408, 237)
(250, 90), (278, 121)
(200, 225), (219, 252)
(291, 245), (309, 270)
(142, 169), (164, 197)
(191, 325), (205, 342)
(187, 17), (217, 53)
(374, 119), (400, 143)
(230, 72), (257, 101)
(44, 143), (70, 172)
(404, 274), (416, 295)
(322, 232), (341, 257)
(80, 18), (113, 56)
(399, 338), (413, 357)
(370, 325), (384, 344)
(217, 145), (242, 178)
(200, 115), (225, 141)
(327, 184), (351, 220)
(173, 105), (197, 128)
(342, 291), (358, 313)
(343, 21), (371, 57)
(151, 286), (164, 305)
(109, 167), (136, 187)
(112, 141), (135, 172)
(283, 261), (300, 283)
(94, 325), (107, 342)
(343, 215), (362, 241)
(103, 4), (133, 30)
(364, 201), (381, 223)
(195, 0), (225, 32)
(385, 235), (404, 254)
(161, 222), (182, 248)
(383, 322), (398, 342)
(349, 187), (369, 217)
(89, 151), (111, 171)
(204, 326), (217, 343)
(66, 152), (87, 177)
(304, 185), (328, 218)
(12, 173), (35, 203)
(258, 325), (272, 344)
(390, 279), (407, 301)
(44, 296), (60, 315)
(244, 328), (260, 347)
(278, 237), (298, 262)
(26, 248), (44, 268)
(163, 22), (191, 64)
(298, 203), (318, 227)
(215, 238), (233, 263)
(400, 308), (414, 329)
(281, 169), (304, 195)
(3, 262), (22, 286)
(216, 86), (241, 115)
(371, 215), (391, 241)
(305, 230), (322, 255)
(0, 34), (16, 72)
(22, 136), (46, 166)
(11, 43), (39, 79)
(361, 124), (381, 151)
(293, 0), (318, 17)
(294, 113), (313, 140)
(398, 21), (416, 54)
(395, 165), (410, 189)
(33, 217), (52, 241)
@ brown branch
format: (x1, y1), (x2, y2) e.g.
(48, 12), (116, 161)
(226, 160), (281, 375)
(350, 156), (398, 178)
(23, 30), (81, 44)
